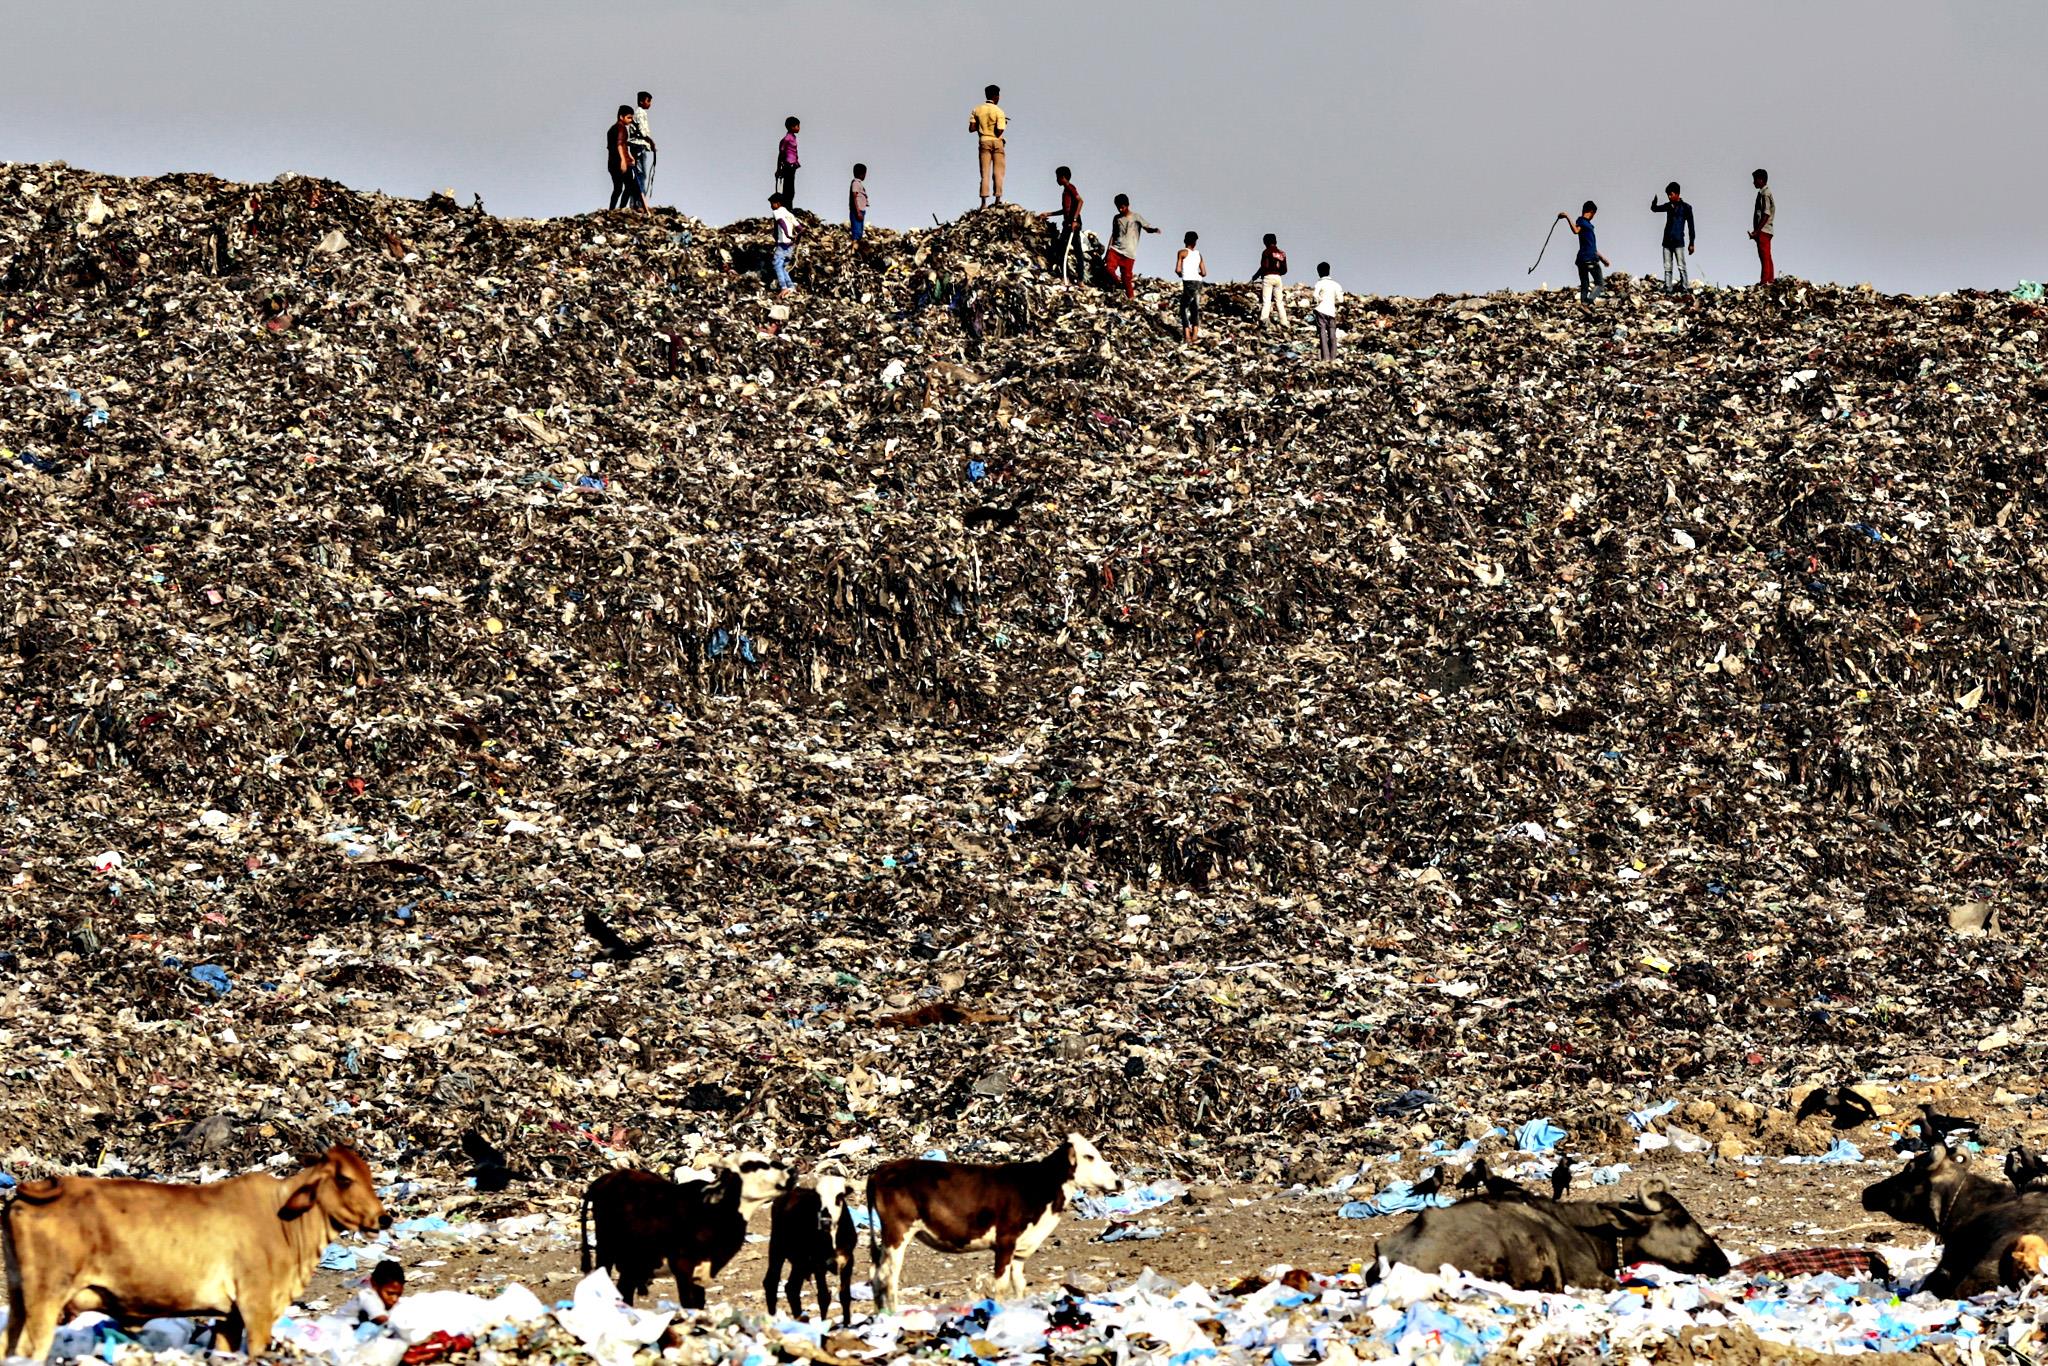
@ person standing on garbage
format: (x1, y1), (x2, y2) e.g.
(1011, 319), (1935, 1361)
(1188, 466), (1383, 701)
(1560, 201), (1609, 304)
(775, 117), (801, 210)
(849, 164), (869, 242)
(1312, 261), (1342, 362)
(629, 92), (657, 203)
(1175, 231), (1207, 344)
(970, 86), (1008, 207)
(1749, 169), (1776, 284)
(1102, 194), (1158, 300)
(769, 192), (801, 294)
(1039, 166), (1084, 282)
(1649, 182), (1696, 293)
(607, 106), (644, 213)
(1254, 233), (1290, 328)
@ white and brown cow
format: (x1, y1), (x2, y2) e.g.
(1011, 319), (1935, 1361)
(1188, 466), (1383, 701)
(2, 1145), (390, 1359)
(867, 1134), (1117, 1310)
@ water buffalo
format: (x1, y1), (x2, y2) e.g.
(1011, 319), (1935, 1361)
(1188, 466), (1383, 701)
(1860, 1143), (2048, 1297)
(1373, 1180), (1729, 1291)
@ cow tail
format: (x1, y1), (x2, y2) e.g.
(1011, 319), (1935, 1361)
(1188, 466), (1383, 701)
(864, 1174), (879, 1277)
(579, 1189), (593, 1275)
(2, 1189), (22, 1348)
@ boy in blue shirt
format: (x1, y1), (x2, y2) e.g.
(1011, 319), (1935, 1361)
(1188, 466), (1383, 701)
(1649, 182), (1696, 293)
(1558, 201), (1609, 304)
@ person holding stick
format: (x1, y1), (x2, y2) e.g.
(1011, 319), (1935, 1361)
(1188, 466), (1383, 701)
(1559, 201), (1609, 304)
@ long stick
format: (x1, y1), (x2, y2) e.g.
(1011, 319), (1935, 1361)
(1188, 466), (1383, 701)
(1527, 218), (1562, 275)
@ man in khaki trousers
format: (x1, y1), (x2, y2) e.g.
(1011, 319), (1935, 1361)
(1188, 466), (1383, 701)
(970, 85), (1008, 207)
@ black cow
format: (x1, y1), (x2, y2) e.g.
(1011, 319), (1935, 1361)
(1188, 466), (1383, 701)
(1860, 1143), (2048, 1297)
(763, 1174), (858, 1325)
(581, 1155), (794, 1308)
(1373, 1181), (1729, 1292)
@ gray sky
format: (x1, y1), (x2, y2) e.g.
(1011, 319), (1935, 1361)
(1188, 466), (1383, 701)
(4, 0), (2043, 296)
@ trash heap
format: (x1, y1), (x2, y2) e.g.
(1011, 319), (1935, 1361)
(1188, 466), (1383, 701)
(62, 1258), (2048, 1366)
(1, 162), (2045, 1183)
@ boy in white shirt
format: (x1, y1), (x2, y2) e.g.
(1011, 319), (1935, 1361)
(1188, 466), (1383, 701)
(768, 193), (802, 294)
(354, 1260), (405, 1328)
(1311, 261), (1343, 362)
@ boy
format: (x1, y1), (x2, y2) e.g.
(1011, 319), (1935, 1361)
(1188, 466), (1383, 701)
(1649, 182), (1696, 293)
(769, 193), (801, 294)
(1102, 194), (1158, 300)
(1175, 231), (1207, 344)
(629, 92), (656, 201)
(607, 106), (643, 213)
(848, 164), (869, 241)
(1039, 166), (1083, 283)
(775, 117), (801, 210)
(1312, 261), (1342, 362)
(1749, 168), (1775, 284)
(970, 85), (1008, 207)
(1558, 201), (1609, 304)
(1254, 233), (1290, 327)
(354, 1261), (405, 1328)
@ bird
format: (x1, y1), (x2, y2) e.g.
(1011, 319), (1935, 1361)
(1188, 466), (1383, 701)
(583, 907), (645, 961)
(1455, 1158), (1492, 1192)
(1550, 1155), (1572, 1201)
(1917, 1102), (1975, 1147)
(1411, 1166), (1442, 1198)
(460, 1129), (523, 1193)
(1794, 1083), (1879, 1131)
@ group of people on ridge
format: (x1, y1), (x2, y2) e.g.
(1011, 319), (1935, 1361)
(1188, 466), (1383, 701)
(603, 85), (1781, 346)
(1558, 169), (1778, 303)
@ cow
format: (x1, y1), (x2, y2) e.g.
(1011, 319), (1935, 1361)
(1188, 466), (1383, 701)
(1, 1145), (389, 1360)
(867, 1134), (1117, 1311)
(580, 1154), (793, 1309)
(1860, 1143), (2048, 1297)
(763, 1174), (858, 1325)
(1860, 1141), (2018, 1239)
(1372, 1180), (1730, 1292)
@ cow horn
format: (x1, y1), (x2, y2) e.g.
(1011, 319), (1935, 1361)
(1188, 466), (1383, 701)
(1637, 1178), (1669, 1209)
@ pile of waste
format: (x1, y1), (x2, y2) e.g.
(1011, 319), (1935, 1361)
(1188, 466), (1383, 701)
(42, 1257), (2048, 1366)
(1, 161), (2046, 1185)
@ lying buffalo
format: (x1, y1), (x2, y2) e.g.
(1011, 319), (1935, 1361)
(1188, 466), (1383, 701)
(1373, 1180), (1729, 1291)
(1861, 1143), (2048, 1297)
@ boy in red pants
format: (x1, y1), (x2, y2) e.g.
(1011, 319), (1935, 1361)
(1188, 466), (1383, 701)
(1102, 194), (1157, 299)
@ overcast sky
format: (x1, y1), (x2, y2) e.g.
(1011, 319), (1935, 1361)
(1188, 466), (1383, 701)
(4, 0), (2042, 296)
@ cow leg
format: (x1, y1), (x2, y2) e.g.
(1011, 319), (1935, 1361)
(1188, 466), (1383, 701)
(809, 1265), (826, 1322)
(238, 1295), (286, 1358)
(990, 1243), (1023, 1301)
(762, 1251), (783, 1317)
(212, 1310), (245, 1354)
(7, 1259), (78, 1362)
(672, 1259), (705, 1311)
(875, 1235), (909, 1314)
(785, 1267), (807, 1318)
(9, 1294), (66, 1362)
(837, 1256), (852, 1327)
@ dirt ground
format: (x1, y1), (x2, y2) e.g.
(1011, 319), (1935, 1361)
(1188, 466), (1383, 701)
(300, 1156), (1934, 1320)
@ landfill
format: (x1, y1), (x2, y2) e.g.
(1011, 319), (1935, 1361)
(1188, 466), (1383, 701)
(4, 160), (2048, 1358)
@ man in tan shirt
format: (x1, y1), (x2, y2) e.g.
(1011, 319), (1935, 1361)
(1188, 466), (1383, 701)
(970, 85), (1007, 207)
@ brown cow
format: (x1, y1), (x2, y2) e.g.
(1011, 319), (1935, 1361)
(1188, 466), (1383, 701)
(868, 1134), (1117, 1311)
(2, 1146), (389, 1359)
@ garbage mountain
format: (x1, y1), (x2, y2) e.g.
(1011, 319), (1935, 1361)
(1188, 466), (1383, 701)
(1, 163), (2043, 1182)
